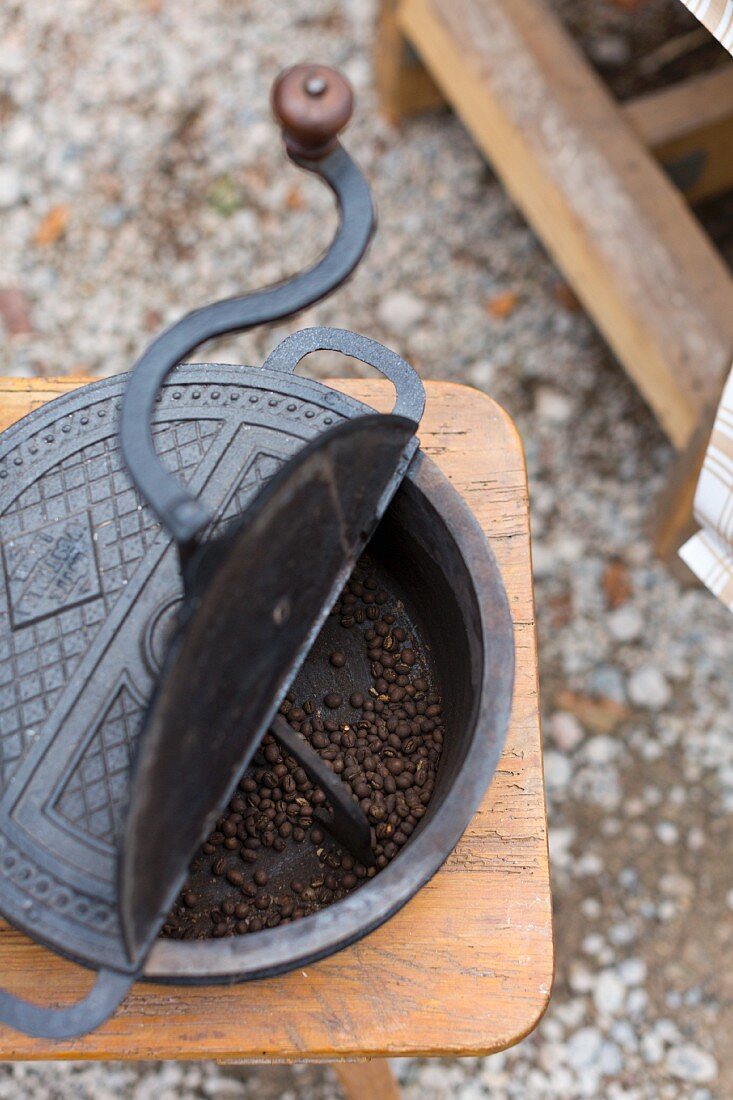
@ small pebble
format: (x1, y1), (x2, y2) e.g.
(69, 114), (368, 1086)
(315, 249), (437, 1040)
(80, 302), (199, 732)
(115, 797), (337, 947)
(666, 1045), (718, 1084)
(628, 666), (671, 710)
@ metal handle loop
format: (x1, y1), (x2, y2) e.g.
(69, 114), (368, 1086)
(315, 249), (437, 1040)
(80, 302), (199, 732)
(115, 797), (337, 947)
(262, 326), (426, 425)
(0, 968), (132, 1039)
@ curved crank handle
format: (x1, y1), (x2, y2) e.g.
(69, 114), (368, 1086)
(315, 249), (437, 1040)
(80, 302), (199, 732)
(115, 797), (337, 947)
(120, 64), (376, 550)
(262, 327), (426, 427)
(0, 968), (132, 1040)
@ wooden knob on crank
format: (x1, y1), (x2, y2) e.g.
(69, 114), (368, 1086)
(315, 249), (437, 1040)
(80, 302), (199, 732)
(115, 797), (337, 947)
(272, 64), (354, 160)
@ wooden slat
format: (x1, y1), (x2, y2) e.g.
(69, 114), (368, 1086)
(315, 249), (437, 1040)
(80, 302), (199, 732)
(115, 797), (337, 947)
(376, 0), (733, 203)
(651, 402), (717, 580)
(0, 377), (551, 1060)
(397, 0), (733, 449)
(333, 1060), (403, 1100)
(375, 0), (445, 123)
(0, 377), (90, 433)
(624, 65), (733, 203)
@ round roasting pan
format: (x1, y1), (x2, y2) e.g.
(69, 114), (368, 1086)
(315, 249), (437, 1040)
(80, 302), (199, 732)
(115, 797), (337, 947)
(146, 434), (515, 982)
(0, 364), (514, 985)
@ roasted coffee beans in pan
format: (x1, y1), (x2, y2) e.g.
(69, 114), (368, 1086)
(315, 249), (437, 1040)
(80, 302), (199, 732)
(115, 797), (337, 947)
(161, 556), (444, 941)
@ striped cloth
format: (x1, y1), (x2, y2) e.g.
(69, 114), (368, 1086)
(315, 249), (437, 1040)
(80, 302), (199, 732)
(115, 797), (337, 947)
(680, 371), (733, 610)
(682, 0), (733, 50)
(675, 0), (733, 609)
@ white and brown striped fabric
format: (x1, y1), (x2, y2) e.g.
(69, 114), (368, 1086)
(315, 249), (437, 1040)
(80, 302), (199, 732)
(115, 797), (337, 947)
(682, 0), (733, 50)
(674, 0), (733, 608)
(680, 371), (733, 610)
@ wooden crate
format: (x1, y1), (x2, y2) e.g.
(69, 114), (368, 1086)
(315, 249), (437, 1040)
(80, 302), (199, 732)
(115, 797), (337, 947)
(376, 0), (733, 573)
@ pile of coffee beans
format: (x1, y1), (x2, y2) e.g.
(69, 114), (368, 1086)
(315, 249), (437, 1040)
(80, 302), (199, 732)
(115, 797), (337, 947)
(162, 556), (444, 941)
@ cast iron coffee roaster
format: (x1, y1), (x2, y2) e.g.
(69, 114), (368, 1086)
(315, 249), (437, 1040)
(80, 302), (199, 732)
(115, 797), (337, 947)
(0, 65), (515, 1038)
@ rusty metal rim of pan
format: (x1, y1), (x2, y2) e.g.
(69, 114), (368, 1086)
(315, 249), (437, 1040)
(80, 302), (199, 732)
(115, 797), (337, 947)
(145, 446), (515, 983)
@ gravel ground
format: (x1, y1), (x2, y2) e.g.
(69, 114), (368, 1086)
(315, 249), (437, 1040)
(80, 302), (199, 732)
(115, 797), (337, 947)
(2, 0), (733, 1097)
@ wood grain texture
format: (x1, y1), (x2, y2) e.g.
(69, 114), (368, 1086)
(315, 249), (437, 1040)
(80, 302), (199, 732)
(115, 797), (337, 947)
(397, 0), (733, 449)
(333, 1060), (402, 1100)
(374, 0), (445, 123)
(651, 403), (717, 582)
(0, 377), (551, 1061)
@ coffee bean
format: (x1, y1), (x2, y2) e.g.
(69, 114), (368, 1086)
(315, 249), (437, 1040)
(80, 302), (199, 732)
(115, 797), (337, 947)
(163, 562), (443, 945)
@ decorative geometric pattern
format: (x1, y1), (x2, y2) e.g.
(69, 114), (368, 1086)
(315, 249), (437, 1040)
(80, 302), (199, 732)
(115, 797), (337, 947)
(54, 683), (144, 846)
(0, 829), (114, 932)
(233, 450), (283, 512)
(0, 418), (222, 790)
(0, 368), (353, 970)
(2, 510), (101, 628)
(212, 449), (284, 535)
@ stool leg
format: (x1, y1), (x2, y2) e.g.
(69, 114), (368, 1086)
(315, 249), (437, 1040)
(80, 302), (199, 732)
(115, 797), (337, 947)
(374, 0), (444, 123)
(333, 1059), (402, 1100)
(651, 406), (715, 583)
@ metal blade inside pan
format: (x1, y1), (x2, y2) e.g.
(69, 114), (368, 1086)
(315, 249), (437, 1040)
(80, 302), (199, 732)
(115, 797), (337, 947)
(269, 715), (374, 867)
(120, 413), (418, 965)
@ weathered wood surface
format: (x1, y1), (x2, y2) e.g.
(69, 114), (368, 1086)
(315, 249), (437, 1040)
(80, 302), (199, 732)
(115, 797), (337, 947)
(375, 0), (444, 123)
(376, 8), (733, 207)
(333, 1059), (403, 1100)
(0, 377), (551, 1060)
(651, 402), (718, 581)
(395, 0), (733, 450)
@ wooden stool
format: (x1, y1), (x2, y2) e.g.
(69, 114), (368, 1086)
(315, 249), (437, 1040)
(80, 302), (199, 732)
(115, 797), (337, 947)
(0, 378), (551, 1098)
(376, 0), (733, 574)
